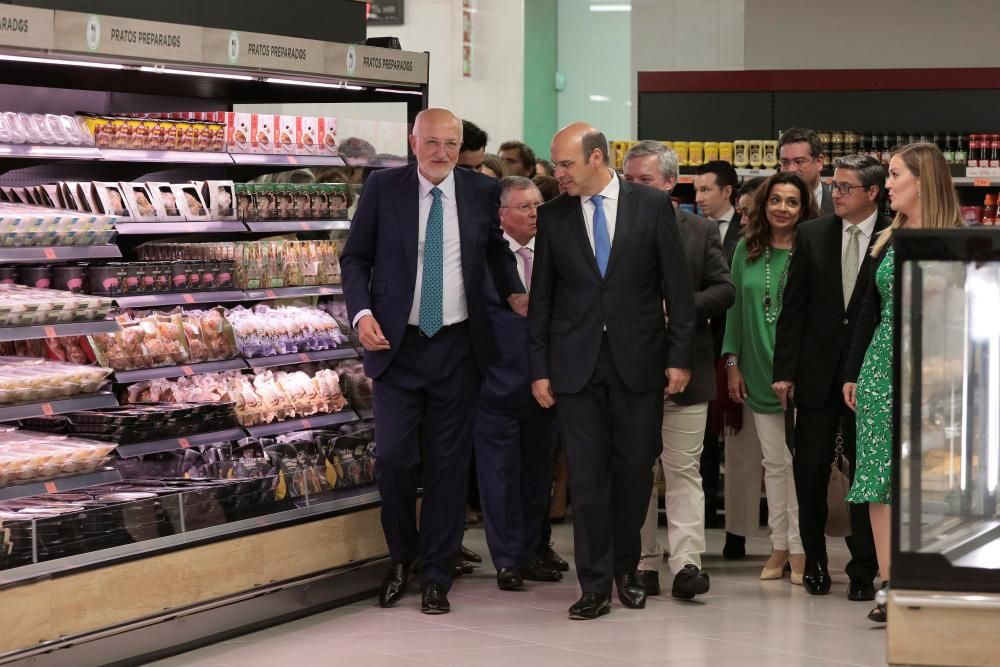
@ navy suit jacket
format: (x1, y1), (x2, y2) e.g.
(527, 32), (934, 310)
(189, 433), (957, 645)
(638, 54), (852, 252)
(480, 270), (531, 409)
(340, 164), (524, 379)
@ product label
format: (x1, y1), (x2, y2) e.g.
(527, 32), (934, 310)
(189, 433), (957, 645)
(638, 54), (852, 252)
(326, 43), (428, 85)
(54, 10), (203, 61)
(0, 5), (53, 50)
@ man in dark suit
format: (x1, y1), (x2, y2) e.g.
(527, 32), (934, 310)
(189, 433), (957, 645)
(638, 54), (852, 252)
(475, 176), (565, 591)
(340, 108), (526, 615)
(624, 142), (734, 601)
(772, 153), (888, 601)
(778, 128), (834, 216)
(528, 123), (696, 619)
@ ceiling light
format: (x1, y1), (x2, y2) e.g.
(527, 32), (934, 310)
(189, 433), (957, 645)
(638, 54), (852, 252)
(589, 95), (610, 102)
(0, 53), (124, 70)
(374, 87), (424, 96)
(139, 65), (253, 81)
(589, 4), (631, 11)
(264, 77), (362, 90)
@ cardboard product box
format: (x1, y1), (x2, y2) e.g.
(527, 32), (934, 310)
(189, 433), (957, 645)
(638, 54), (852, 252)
(299, 116), (318, 153)
(172, 184), (210, 221)
(147, 182), (184, 220)
(253, 114), (276, 154)
(226, 112), (254, 154)
(317, 117), (337, 155)
(276, 115), (299, 154)
(92, 182), (133, 218)
(199, 180), (237, 220)
(121, 182), (161, 221)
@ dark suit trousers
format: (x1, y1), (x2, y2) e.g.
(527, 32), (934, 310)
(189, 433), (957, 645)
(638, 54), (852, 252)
(373, 323), (480, 590)
(556, 336), (665, 595)
(474, 397), (558, 569)
(793, 393), (878, 580)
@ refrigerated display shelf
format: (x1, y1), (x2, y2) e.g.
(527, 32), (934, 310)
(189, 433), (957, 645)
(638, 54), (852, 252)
(0, 467), (123, 502)
(245, 347), (361, 369)
(230, 153), (346, 167)
(245, 220), (350, 232)
(0, 392), (119, 423)
(113, 358), (248, 384)
(115, 427), (248, 458)
(0, 320), (120, 342)
(113, 290), (248, 308)
(243, 410), (359, 438)
(0, 144), (360, 168)
(243, 285), (343, 300)
(114, 222), (247, 235)
(97, 149), (235, 164)
(0, 245), (122, 263)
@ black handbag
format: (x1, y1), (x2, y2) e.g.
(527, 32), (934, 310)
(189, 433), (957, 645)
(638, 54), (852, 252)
(826, 426), (853, 538)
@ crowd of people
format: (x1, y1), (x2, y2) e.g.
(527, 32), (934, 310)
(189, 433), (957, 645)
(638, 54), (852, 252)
(339, 109), (963, 622)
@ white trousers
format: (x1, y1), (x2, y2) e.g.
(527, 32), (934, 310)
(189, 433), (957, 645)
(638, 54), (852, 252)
(724, 404), (763, 538)
(752, 410), (803, 554)
(639, 401), (708, 574)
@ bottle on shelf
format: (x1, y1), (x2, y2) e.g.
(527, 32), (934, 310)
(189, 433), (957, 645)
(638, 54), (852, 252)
(881, 133), (893, 165)
(942, 133), (955, 164)
(990, 134), (1000, 169)
(954, 133), (969, 166)
(968, 134), (981, 168)
(982, 193), (996, 226)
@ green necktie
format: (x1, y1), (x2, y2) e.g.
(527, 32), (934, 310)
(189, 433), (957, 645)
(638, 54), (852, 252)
(418, 186), (444, 336)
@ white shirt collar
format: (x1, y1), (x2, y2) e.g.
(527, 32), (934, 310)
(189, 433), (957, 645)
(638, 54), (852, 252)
(590, 170), (620, 202)
(717, 205), (736, 223)
(417, 167), (456, 201)
(813, 182), (824, 208)
(503, 231), (535, 253)
(844, 209), (879, 239)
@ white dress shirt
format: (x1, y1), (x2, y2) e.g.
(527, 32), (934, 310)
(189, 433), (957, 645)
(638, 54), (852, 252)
(352, 168), (467, 329)
(842, 209), (879, 276)
(581, 170), (620, 252)
(813, 182), (825, 212)
(716, 205), (736, 244)
(504, 232), (534, 291)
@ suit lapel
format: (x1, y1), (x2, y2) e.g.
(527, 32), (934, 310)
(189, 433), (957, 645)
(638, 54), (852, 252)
(393, 165), (420, 290)
(604, 176), (636, 278)
(453, 169), (476, 283)
(846, 215), (890, 314)
(568, 196), (602, 280)
(824, 217), (846, 312)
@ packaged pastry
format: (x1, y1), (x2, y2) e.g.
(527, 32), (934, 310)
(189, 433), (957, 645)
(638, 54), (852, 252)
(318, 117), (337, 155)
(92, 183), (132, 218)
(199, 181), (236, 220)
(277, 116), (298, 154)
(171, 184), (208, 221)
(121, 183), (160, 221)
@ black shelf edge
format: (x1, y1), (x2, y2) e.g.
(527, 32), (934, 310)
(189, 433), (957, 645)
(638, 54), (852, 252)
(0, 245), (122, 263)
(113, 358), (248, 384)
(243, 285), (343, 300)
(114, 222), (246, 235)
(114, 290), (247, 308)
(115, 427), (247, 458)
(243, 410), (359, 438)
(245, 220), (350, 232)
(0, 467), (122, 502)
(0, 392), (118, 422)
(245, 347), (361, 369)
(0, 319), (120, 343)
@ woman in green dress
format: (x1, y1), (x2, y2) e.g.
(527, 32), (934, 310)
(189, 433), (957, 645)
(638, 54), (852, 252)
(843, 142), (963, 623)
(723, 172), (814, 584)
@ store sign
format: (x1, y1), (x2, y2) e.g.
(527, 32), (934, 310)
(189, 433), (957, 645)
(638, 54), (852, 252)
(325, 43), (427, 85)
(54, 11), (203, 62)
(204, 28), (325, 74)
(0, 5), (54, 50)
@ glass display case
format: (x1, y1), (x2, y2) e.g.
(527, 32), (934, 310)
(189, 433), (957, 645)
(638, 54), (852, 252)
(894, 228), (1000, 593)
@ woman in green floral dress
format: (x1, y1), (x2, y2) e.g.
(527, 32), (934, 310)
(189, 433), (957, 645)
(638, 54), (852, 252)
(843, 143), (963, 623)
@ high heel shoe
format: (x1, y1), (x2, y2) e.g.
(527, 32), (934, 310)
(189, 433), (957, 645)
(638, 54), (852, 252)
(760, 551), (789, 580)
(789, 553), (806, 585)
(868, 581), (889, 623)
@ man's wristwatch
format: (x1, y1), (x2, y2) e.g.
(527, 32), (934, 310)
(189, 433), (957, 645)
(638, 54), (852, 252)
(725, 356), (739, 369)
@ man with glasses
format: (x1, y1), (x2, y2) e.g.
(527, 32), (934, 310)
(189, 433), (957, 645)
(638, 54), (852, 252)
(475, 176), (567, 592)
(341, 108), (526, 615)
(528, 123), (696, 619)
(772, 154), (888, 602)
(778, 128), (834, 216)
(623, 141), (734, 601)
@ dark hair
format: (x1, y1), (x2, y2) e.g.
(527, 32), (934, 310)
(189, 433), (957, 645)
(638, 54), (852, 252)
(737, 176), (767, 199)
(535, 159), (555, 178)
(580, 130), (609, 165)
(832, 153), (886, 197)
(696, 160), (738, 201)
(481, 153), (508, 179)
(532, 175), (560, 201)
(744, 172), (813, 262)
(776, 127), (822, 159)
(499, 140), (537, 174)
(461, 120), (489, 153)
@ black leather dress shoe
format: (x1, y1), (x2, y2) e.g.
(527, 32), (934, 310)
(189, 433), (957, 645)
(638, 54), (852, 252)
(453, 557), (474, 577)
(460, 545), (482, 564)
(421, 581), (451, 614)
(615, 572), (647, 609)
(803, 558), (832, 595)
(497, 567), (525, 591)
(723, 532), (746, 560)
(637, 570), (661, 596)
(672, 564), (710, 600)
(568, 592), (611, 620)
(848, 578), (876, 601)
(378, 563), (411, 608)
(520, 559), (563, 582)
(537, 542), (570, 572)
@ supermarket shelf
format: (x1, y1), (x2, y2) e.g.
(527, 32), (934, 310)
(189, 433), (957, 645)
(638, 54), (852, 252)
(113, 358), (248, 384)
(244, 285), (343, 300)
(0, 467), (123, 502)
(0, 245), (121, 263)
(0, 144), (103, 160)
(114, 290), (247, 308)
(115, 427), (247, 458)
(245, 220), (350, 233)
(0, 392), (119, 423)
(244, 410), (359, 438)
(246, 347), (362, 369)
(98, 149), (234, 164)
(0, 319), (120, 343)
(230, 153), (346, 167)
(114, 221), (246, 235)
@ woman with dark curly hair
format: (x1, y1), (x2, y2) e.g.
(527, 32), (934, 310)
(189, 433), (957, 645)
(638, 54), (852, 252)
(722, 171), (814, 584)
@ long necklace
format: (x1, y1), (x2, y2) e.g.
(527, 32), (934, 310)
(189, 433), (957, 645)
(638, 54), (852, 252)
(763, 246), (792, 324)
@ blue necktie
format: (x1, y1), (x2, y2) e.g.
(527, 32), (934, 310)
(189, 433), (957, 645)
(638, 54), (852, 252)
(418, 187), (444, 336)
(591, 194), (611, 277)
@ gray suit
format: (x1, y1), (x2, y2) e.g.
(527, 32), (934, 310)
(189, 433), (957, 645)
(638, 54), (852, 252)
(819, 183), (834, 216)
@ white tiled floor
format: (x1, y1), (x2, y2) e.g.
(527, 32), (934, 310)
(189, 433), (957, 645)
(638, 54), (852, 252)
(145, 524), (889, 666)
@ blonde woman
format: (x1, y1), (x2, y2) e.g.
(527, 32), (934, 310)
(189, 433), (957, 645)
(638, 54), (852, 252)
(843, 142), (963, 623)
